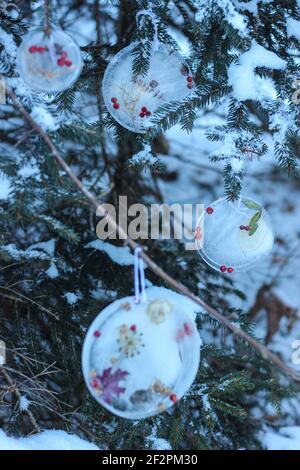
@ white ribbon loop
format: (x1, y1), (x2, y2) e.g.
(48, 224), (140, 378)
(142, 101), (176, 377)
(134, 247), (147, 304)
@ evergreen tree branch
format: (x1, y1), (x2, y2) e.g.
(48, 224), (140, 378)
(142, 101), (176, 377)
(5, 84), (300, 383)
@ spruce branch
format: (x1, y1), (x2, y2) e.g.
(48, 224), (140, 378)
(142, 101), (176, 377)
(6, 84), (300, 383)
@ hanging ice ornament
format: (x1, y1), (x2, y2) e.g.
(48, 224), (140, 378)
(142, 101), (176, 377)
(82, 287), (201, 419)
(17, 28), (83, 93)
(102, 43), (194, 133)
(195, 197), (274, 273)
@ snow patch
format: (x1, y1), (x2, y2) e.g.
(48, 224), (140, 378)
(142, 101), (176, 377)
(228, 41), (286, 101)
(237, 1), (259, 15)
(30, 106), (58, 132)
(0, 172), (12, 200)
(19, 396), (30, 412)
(30, 239), (56, 257)
(64, 292), (79, 305)
(147, 426), (172, 450)
(262, 427), (300, 451)
(0, 429), (99, 451)
(0, 27), (17, 65)
(287, 18), (300, 41)
(129, 145), (158, 167)
(18, 160), (40, 180)
(1, 244), (51, 261)
(230, 157), (243, 173)
(46, 262), (59, 279)
(86, 240), (136, 266)
(195, 1), (248, 36)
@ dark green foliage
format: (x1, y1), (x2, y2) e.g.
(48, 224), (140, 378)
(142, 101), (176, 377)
(0, 0), (299, 451)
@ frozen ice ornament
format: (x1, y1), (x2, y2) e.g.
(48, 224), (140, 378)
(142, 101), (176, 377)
(102, 43), (194, 133)
(17, 28), (82, 93)
(82, 287), (201, 420)
(195, 197), (274, 273)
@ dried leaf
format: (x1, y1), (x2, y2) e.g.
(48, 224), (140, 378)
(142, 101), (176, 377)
(242, 199), (262, 210)
(249, 210), (262, 228)
(249, 223), (258, 236)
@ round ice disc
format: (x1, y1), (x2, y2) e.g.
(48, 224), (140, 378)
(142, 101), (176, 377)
(82, 288), (201, 420)
(17, 28), (83, 93)
(195, 197), (275, 273)
(102, 43), (195, 133)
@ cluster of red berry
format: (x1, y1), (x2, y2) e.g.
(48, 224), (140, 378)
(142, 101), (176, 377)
(186, 75), (193, 89)
(240, 225), (250, 231)
(180, 65), (194, 89)
(28, 45), (72, 67)
(139, 106), (151, 118)
(111, 97), (120, 109)
(29, 45), (48, 54)
(57, 51), (72, 67)
(220, 265), (234, 274)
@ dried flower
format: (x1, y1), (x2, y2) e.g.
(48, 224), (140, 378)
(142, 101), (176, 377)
(146, 299), (173, 324)
(117, 324), (144, 357)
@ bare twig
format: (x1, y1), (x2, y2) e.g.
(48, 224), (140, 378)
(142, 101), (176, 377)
(0, 286), (59, 320)
(44, 0), (51, 36)
(6, 84), (300, 382)
(1, 368), (41, 433)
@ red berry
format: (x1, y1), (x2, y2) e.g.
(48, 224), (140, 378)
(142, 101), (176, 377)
(37, 47), (44, 53)
(113, 103), (120, 109)
(91, 378), (99, 389)
(65, 60), (72, 67)
(227, 267), (234, 273)
(184, 322), (193, 336)
(206, 207), (214, 215)
(220, 265), (227, 273)
(170, 394), (177, 403)
(130, 325), (137, 332)
(141, 106), (147, 113)
(29, 46), (36, 53)
(93, 330), (101, 338)
(140, 112), (145, 118)
(111, 97), (118, 103)
(187, 83), (194, 89)
(187, 76), (193, 83)
(57, 58), (65, 66)
(240, 225), (245, 230)
(180, 65), (189, 76)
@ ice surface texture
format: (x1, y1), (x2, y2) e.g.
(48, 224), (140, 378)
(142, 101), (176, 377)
(17, 29), (82, 93)
(82, 287), (201, 419)
(195, 197), (274, 272)
(102, 43), (194, 133)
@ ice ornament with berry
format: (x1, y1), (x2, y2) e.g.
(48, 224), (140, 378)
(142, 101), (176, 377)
(102, 43), (194, 133)
(195, 197), (274, 273)
(82, 287), (201, 419)
(17, 29), (82, 93)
